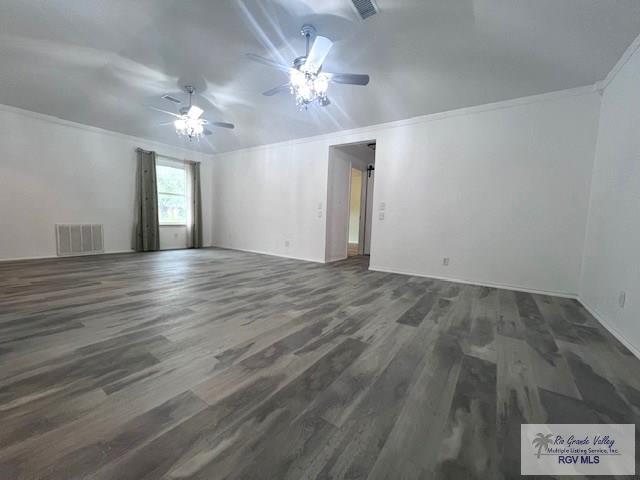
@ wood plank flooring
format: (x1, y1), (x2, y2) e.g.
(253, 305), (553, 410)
(0, 248), (639, 479)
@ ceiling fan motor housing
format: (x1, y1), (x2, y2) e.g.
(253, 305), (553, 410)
(293, 56), (309, 71)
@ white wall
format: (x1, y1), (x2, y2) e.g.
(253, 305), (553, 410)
(0, 83), (608, 302)
(580, 38), (640, 355)
(210, 140), (329, 263)
(372, 92), (600, 295)
(211, 88), (601, 295)
(159, 226), (190, 250)
(0, 81), (595, 297)
(0, 105), (212, 260)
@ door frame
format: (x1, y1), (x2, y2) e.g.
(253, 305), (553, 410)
(325, 140), (376, 262)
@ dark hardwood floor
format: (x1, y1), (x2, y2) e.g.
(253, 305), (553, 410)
(0, 248), (639, 479)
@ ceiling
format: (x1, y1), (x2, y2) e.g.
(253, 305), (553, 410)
(335, 142), (376, 165)
(1, 0), (639, 154)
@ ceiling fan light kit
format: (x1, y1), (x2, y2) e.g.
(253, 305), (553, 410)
(288, 25), (331, 109)
(155, 24), (371, 140)
(154, 85), (235, 142)
(247, 24), (371, 111)
(289, 69), (330, 108)
(174, 117), (204, 140)
(173, 86), (206, 141)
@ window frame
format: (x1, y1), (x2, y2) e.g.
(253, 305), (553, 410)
(156, 159), (188, 226)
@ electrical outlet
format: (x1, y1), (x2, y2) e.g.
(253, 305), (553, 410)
(619, 291), (626, 308)
(442, 257), (450, 266)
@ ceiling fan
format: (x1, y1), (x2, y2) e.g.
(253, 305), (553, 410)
(151, 86), (234, 141)
(247, 25), (370, 109)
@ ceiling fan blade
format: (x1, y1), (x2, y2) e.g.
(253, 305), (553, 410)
(210, 121), (235, 129)
(246, 53), (291, 73)
(327, 73), (370, 86)
(148, 106), (182, 118)
(262, 84), (290, 96)
(304, 36), (333, 73)
(187, 105), (204, 119)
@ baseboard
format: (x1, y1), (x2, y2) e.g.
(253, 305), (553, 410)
(212, 245), (326, 264)
(0, 245), (220, 263)
(0, 249), (135, 263)
(578, 297), (640, 361)
(369, 264), (579, 299)
(326, 255), (348, 263)
(0, 254), (59, 262)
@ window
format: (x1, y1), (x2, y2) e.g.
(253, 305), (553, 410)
(156, 163), (187, 225)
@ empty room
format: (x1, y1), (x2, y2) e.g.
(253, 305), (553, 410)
(2, 1), (640, 478)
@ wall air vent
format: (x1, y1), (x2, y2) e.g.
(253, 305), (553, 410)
(161, 94), (182, 104)
(56, 224), (104, 257)
(351, 0), (379, 20)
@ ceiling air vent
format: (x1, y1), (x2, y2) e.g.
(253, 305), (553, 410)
(161, 94), (182, 104)
(351, 0), (379, 20)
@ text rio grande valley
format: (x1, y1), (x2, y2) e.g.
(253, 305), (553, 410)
(546, 435), (619, 464)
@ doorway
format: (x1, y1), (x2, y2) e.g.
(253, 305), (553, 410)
(348, 168), (362, 256)
(325, 141), (376, 262)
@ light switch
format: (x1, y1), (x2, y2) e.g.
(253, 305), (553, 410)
(379, 212), (385, 220)
(379, 202), (386, 211)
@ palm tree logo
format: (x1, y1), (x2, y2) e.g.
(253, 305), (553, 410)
(532, 433), (554, 459)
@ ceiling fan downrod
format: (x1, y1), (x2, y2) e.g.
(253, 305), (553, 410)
(300, 24), (316, 59)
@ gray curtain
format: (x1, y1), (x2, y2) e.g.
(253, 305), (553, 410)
(188, 162), (203, 248)
(134, 149), (160, 252)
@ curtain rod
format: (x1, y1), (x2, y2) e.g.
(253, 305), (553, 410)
(136, 147), (198, 164)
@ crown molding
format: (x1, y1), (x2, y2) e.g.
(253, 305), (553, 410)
(0, 81), (601, 162)
(0, 103), (212, 161)
(212, 84), (599, 158)
(599, 31), (640, 92)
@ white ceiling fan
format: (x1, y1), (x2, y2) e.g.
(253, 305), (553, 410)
(151, 86), (235, 141)
(247, 25), (370, 109)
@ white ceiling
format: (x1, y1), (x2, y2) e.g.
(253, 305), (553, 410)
(1, 0), (639, 154)
(335, 142), (377, 165)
